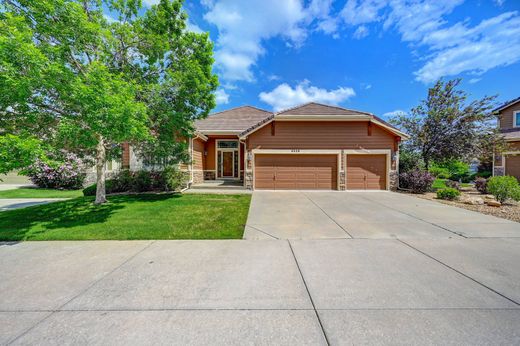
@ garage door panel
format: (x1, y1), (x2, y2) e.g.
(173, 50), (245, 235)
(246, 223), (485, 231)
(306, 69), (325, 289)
(255, 154), (337, 190)
(347, 154), (386, 190)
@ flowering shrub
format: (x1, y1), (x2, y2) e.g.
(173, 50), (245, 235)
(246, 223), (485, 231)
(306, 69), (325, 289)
(399, 169), (435, 193)
(27, 153), (85, 189)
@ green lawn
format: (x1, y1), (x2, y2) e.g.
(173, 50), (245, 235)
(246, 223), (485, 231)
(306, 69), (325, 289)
(0, 193), (251, 241)
(0, 187), (83, 198)
(432, 178), (471, 190)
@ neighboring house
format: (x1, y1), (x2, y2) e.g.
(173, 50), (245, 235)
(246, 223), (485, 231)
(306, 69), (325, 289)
(123, 102), (408, 190)
(493, 97), (520, 180)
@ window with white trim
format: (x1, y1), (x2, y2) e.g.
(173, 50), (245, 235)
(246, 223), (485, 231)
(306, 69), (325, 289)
(515, 111), (520, 127)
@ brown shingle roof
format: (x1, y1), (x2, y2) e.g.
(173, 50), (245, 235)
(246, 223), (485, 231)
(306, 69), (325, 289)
(275, 102), (371, 116)
(195, 106), (271, 132)
(493, 97), (520, 113)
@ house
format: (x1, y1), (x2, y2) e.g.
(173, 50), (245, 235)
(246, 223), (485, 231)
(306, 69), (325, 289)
(493, 97), (520, 180)
(170, 102), (408, 191)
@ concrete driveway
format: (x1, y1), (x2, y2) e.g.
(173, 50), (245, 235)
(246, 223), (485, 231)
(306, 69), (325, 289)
(244, 191), (520, 239)
(1, 239), (519, 345)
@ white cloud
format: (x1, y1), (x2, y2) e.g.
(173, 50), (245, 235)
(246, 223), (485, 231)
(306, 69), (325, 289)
(186, 19), (204, 34)
(215, 89), (230, 105)
(203, 0), (339, 82)
(142, 0), (160, 7)
(469, 78), (481, 84)
(494, 0), (505, 6)
(259, 80), (356, 111)
(353, 25), (369, 39)
(336, 1), (520, 83)
(383, 109), (407, 118)
(268, 74), (281, 81)
(415, 12), (520, 83)
(363, 83), (372, 90)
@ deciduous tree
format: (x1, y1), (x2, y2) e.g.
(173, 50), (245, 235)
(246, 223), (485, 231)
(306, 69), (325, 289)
(0, 0), (217, 203)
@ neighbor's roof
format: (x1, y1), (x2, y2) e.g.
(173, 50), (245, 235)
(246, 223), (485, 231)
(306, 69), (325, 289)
(500, 128), (520, 141)
(493, 97), (520, 113)
(194, 106), (271, 133)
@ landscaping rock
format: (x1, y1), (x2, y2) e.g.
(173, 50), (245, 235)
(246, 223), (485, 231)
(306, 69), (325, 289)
(486, 200), (501, 207)
(462, 197), (484, 205)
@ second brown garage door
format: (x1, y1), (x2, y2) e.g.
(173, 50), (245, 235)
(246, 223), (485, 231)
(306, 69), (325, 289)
(346, 154), (387, 190)
(506, 155), (520, 181)
(255, 154), (337, 190)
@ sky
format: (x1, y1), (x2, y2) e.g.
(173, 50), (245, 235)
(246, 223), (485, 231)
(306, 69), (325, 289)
(131, 0), (520, 119)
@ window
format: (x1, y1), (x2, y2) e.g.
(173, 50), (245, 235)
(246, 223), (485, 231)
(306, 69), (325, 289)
(217, 140), (238, 149)
(515, 111), (520, 127)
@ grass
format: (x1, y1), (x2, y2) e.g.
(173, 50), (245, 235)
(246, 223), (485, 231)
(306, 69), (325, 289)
(432, 178), (471, 190)
(0, 187), (83, 199)
(0, 193), (251, 241)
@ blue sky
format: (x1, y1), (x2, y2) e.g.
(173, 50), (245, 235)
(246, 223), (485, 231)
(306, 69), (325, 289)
(138, 0), (519, 119)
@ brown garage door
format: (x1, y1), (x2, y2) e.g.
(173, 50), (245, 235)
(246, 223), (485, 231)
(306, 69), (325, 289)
(255, 154), (337, 190)
(506, 155), (520, 181)
(346, 154), (387, 190)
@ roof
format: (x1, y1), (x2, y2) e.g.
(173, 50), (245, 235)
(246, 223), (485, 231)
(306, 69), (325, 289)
(493, 97), (520, 113)
(500, 128), (520, 141)
(194, 106), (271, 133)
(276, 102), (371, 116)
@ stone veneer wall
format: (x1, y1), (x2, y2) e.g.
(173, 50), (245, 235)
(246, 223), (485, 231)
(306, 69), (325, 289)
(493, 166), (505, 176)
(389, 170), (398, 191)
(192, 170), (204, 184)
(204, 170), (216, 180)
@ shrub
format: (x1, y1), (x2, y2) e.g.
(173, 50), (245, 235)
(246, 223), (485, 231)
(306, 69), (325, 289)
(445, 180), (460, 190)
(475, 177), (488, 194)
(476, 171), (492, 179)
(83, 180), (115, 196)
(429, 163), (450, 179)
(27, 153), (85, 189)
(112, 169), (133, 192)
(399, 169), (435, 193)
(162, 166), (188, 191)
(487, 176), (520, 203)
(133, 170), (152, 192)
(399, 149), (424, 173)
(436, 187), (460, 200)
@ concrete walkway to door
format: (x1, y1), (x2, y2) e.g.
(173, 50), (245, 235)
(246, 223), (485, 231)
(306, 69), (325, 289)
(244, 191), (520, 239)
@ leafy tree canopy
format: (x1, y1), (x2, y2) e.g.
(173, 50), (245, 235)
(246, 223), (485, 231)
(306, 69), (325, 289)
(390, 79), (500, 170)
(0, 0), (218, 203)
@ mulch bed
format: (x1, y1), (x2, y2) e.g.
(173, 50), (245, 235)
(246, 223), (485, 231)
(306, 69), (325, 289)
(400, 189), (520, 223)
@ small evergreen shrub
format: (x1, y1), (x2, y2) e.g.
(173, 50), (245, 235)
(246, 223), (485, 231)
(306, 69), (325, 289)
(27, 153), (85, 189)
(429, 163), (450, 179)
(436, 187), (460, 200)
(399, 169), (435, 193)
(475, 177), (488, 194)
(445, 180), (461, 190)
(487, 176), (520, 203)
(162, 166), (188, 191)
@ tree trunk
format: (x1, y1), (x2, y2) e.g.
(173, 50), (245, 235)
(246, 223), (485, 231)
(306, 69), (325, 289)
(94, 136), (107, 204)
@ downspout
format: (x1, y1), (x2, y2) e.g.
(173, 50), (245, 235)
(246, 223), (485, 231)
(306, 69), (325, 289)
(189, 137), (194, 187)
(239, 137), (247, 188)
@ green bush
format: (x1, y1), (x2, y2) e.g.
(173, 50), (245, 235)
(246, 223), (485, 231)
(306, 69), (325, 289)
(162, 166), (188, 191)
(429, 163), (450, 179)
(487, 176), (520, 203)
(429, 160), (470, 181)
(83, 179), (115, 196)
(436, 187), (460, 200)
(399, 149), (424, 173)
(133, 170), (152, 192)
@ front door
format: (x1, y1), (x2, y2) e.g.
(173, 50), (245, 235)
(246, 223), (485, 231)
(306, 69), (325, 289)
(222, 151), (233, 177)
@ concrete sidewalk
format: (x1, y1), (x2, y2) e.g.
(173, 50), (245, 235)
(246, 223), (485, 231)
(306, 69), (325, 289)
(1, 239), (519, 345)
(0, 198), (67, 212)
